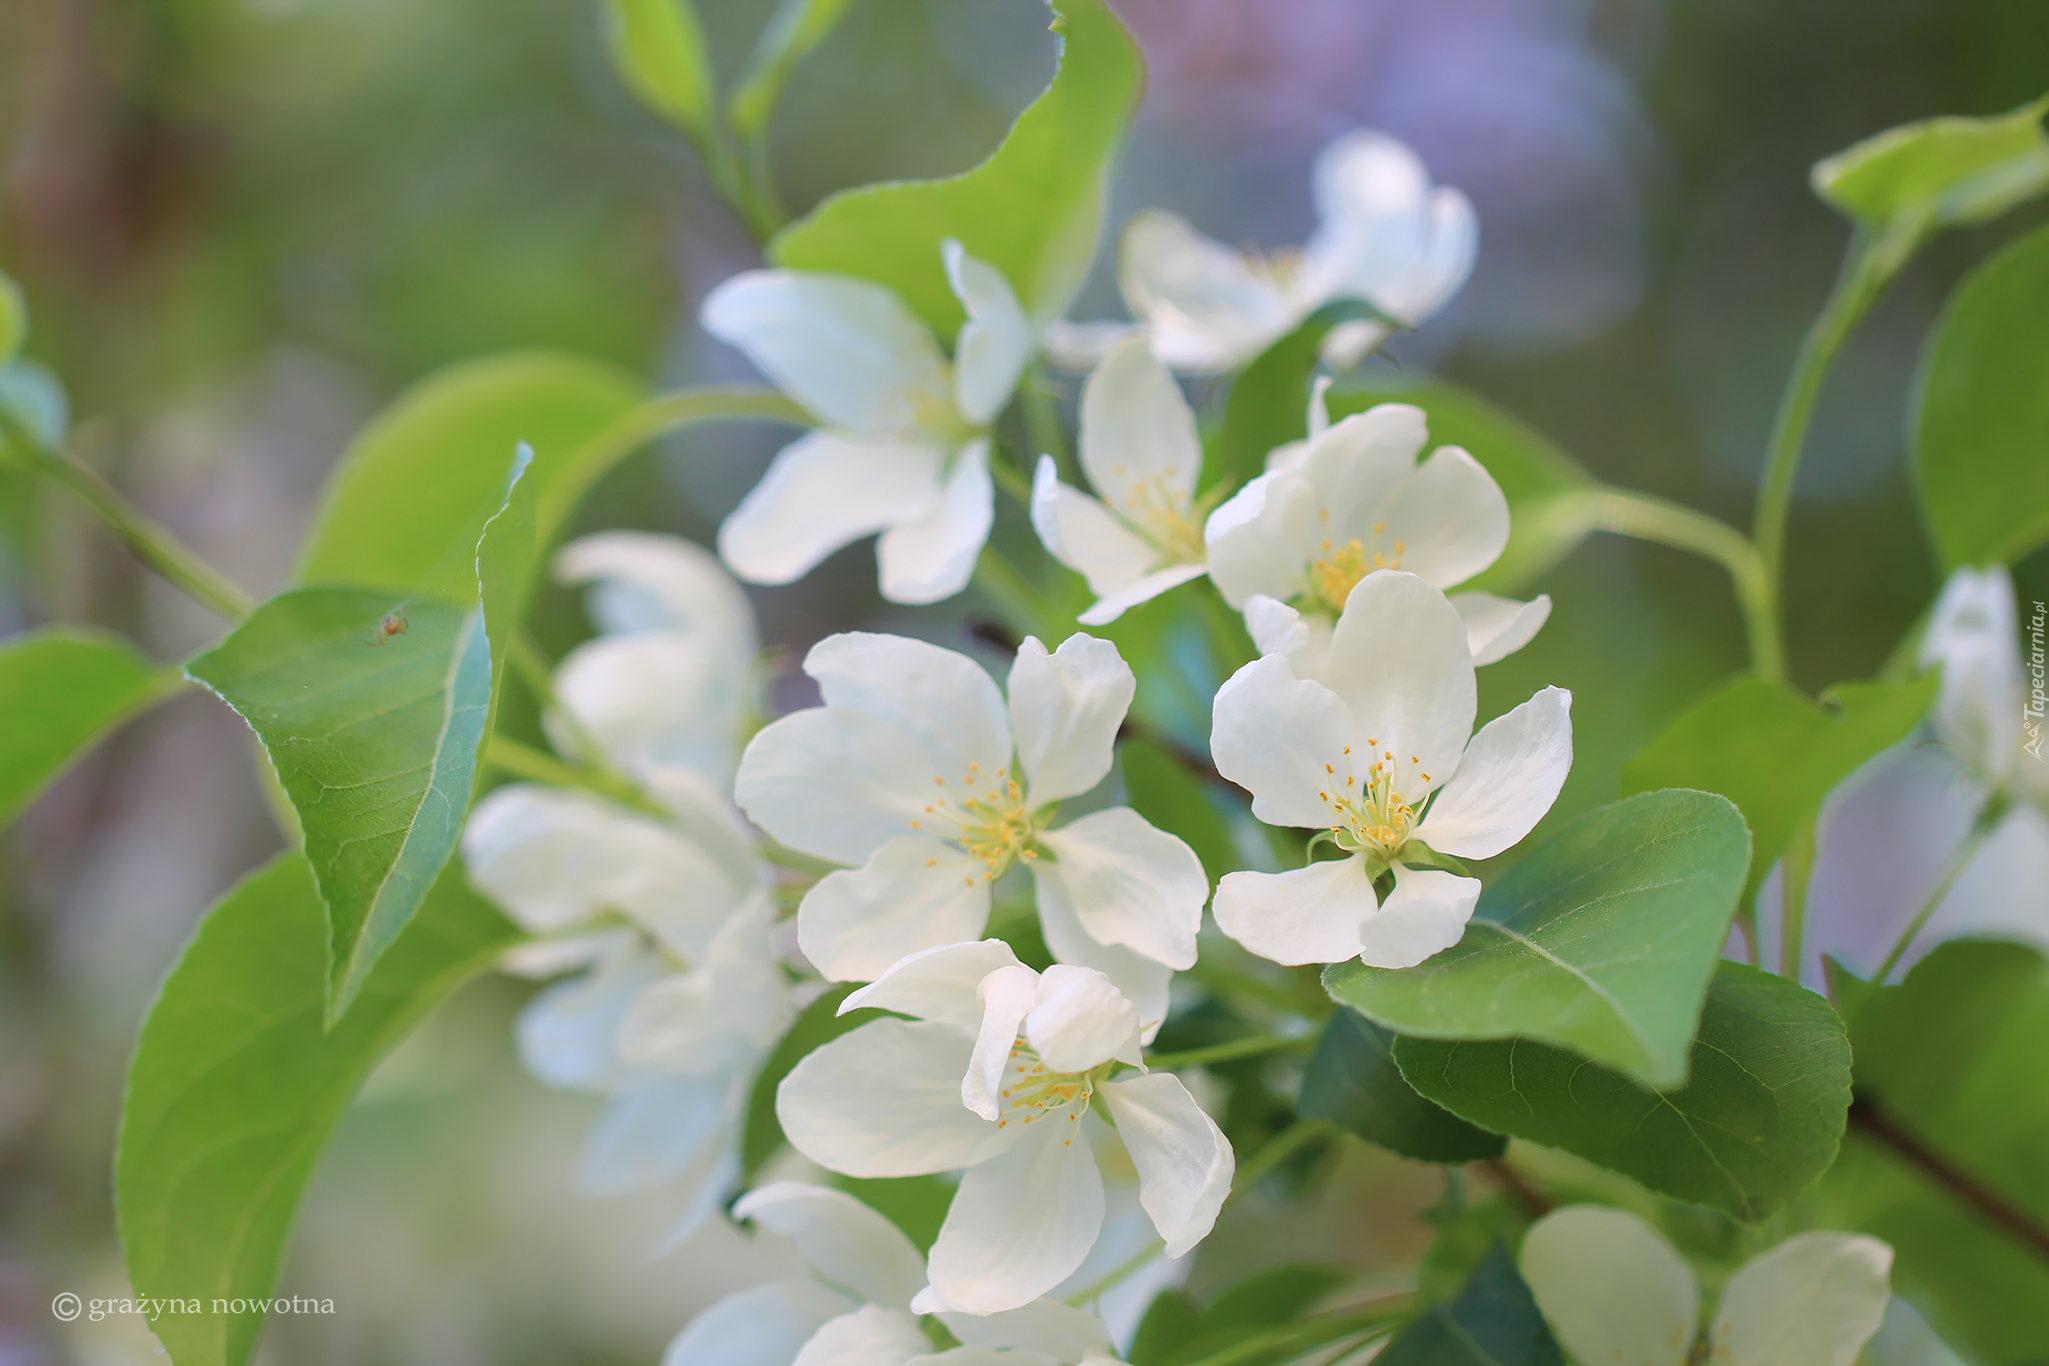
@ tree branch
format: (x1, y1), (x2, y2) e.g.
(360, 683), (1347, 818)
(1849, 1090), (2049, 1266)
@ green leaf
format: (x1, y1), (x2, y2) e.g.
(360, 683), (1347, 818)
(117, 855), (518, 1366)
(188, 589), (492, 1019)
(1913, 222), (2049, 568)
(1814, 98), (2049, 236)
(1121, 735), (1240, 884)
(1210, 298), (1410, 487)
(1130, 1291), (1205, 1366)
(769, 0), (1143, 333)
(0, 266), (23, 365)
(1325, 790), (1751, 1091)
(1622, 674), (1936, 901)
(1297, 1008), (1505, 1164)
(739, 983), (862, 1177)
(1132, 1266), (1356, 1366)
(1815, 942), (2049, 1364)
(0, 627), (168, 824)
(1395, 963), (1852, 1222)
(599, 0), (718, 141)
(830, 1174), (954, 1255)
(1375, 1241), (1562, 1366)
(1417, 1195), (1535, 1308)
(729, 0), (858, 139)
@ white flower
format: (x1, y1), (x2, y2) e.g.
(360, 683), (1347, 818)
(663, 1181), (1122, 1366)
(1030, 336), (1215, 626)
(1519, 1205), (1893, 1366)
(1920, 565), (2049, 813)
(775, 942), (1234, 1315)
(1209, 570), (1571, 968)
(1046, 131), (1476, 375)
(1204, 390), (1549, 675)
(701, 240), (1034, 605)
(734, 630), (1207, 1028)
(548, 531), (759, 785)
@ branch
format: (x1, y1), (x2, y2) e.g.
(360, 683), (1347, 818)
(1478, 1157), (1553, 1218)
(1849, 1090), (2049, 1266)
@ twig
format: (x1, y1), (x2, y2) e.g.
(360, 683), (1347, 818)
(1849, 1090), (2049, 1266)
(1479, 1157), (1552, 1218)
(1146, 1032), (1312, 1071)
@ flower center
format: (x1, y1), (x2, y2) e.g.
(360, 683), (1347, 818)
(1309, 512), (1401, 613)
(996, 1040), (1107, 1147)
(908, 762), (1038, 886)
(1316, 741), (1433, 861)
(1108, 463), (1206, 565)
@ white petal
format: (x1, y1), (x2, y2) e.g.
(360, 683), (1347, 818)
(1034, 871), (1176, 1040)
(927, 1123), (1106, 1313)
(1076, 562), (1209, 627)
(778, 1019), (1007, 1177)
(1042, 319), (1143, 372)
(1036, 808), (1205, 969)
(556, 530), (757, 652)
(1099, 1073), (1233, 1257)
(966, 964), (1043, 1121)
(578, 1065), (738, 1197)
(791, 1306), (935, 1366)
(1364, 447), (1510, 590)
(1009, 634), (1135, 804)
(1296, 404), (1432, 537)
(1302, 131), (1432, 299)
(719, 431), (945, 586)
(1921, 566), (2022, 786)
(1203, 471), (1318, 609)
(734, 1182), (929, 1311)
(641, 765), (769, 893)
(1323, 570), (1476, 787)
(945, 241), (1034, 426)
(1026, 964), (1145, 1073)
(807, 631), (1013, 786)
(902, 1349), (1013, 1366)
(1360, 864), (1480, 969)
(664, 1282), (858, 1366)
(1379, 186), (1478, 325)
(1212, 858), (1376, 966)
(702, 270), (953, 434)
(1244, 594), (1312, 659)
(1117, 211), (1295, 372)
(878, 439), (995, 605)
(735, 707), (945, 866)
(1318, 318), (1394, 373)
(1078, 334), (1202, 518)
(844, 938), (1026, 1034)
(1712, 1233), (1893, 1366)
(1453, 591), (1552, 667)
(516, 943), (666, 1090)
(939, 1300), (1113, 1362)
(1519, 1205), (1699, 1366)
(800, 837), (995, 983)
(1416, 687), (1573, 861)
(618, 898), (787, 1070)
(1210, 656), (1356, 829)
(553, 633), (744, 782)
(1031, 455), (1165, 601)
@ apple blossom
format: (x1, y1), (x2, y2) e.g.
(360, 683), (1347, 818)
(1204, 389), (1549, 675)
(1209, 570), (1571, 968)
(1046, 130), (1476, 374)
(733, 630), (1207, 1027)
(775, 942), (1233, 1315)
(701, 240), (1033, 605)
(1519, 1205), (1893, 1366)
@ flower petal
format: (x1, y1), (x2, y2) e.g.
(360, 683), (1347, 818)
(1453, 591), (1552, 667)
(1712, 1233), (1892, 1366)
(663, 1281), (858, 1366)
(1118, 211), (1295, 372)
(791, 1306), (936, 1366)
(1078, 334), (1202, 518)
(1383, 186), (1477, 324)
(735, 707), (946, 866)
(1360, 864), (1480, 969)
(778, 1019), (1007, 1177)
(1296, 403), (1431, 537)
(807, 630), (1013, 784)
(701, 270), (953, 434)
(618, 898), (788, 1072)
(1203, 471), (1318, 609)
(878, 439), (995, 605)
(556, 529), (757, 651)
(1076, 562), (1209, 627)
(945, 242), (1034, 426)
(553, 633), (745, 782)
(1519, 1205), (1699, 1366)
(1211, 656), (1356, 830)
(1009, 633), (1135, 804)
(577, 1065), (740, 1198)
(734, 1182), (929, 1311)
(1042, 318), (1143, 372)
(1922, 566), (2022, 787)
(938, 1300), (1113, 1362)
(966, 964), (1043, 1121)
(845, 938), (1026, 1033)
(1364, 446), (1509, 591)
(1026, 964), (1145, 1073)
(800, 837), (995, 983)
(1099, 1073), (1233, 1257)
(927, 1122), (1107, 1313)
(1035, 808), (1205, 970)
(1212, 857), (1376, 966)
(1031, 455), (1165, 601)
(1416, 687), (1573, 860)
(516, 942), (666, 1090)
(719, 431), (944, 587)
(1322, 570), (1476, 786)
(1034, 872), (1175, 1040)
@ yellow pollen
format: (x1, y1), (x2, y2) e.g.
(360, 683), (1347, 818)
(1317, 745), (1426, 860)
(927, 857), (936, 867)
(1372, 521), (1386, 535)
(1325, 763), (1335, 774)
(1310, 537), (1373, 612)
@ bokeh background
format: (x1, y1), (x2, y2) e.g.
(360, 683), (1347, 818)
(2, 0), (2046, 1360)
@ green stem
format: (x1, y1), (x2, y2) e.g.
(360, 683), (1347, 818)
(1183, 959), (1321, 1020)
(3, 408), (252, 621)
(483, 734), (668, 819)
(1021, 364), (1071, 480)
(1146, 1032), (1312, 1071)
(1874, 797), (2007, 982)
(1778, 818), (1817, 981)
(1228, 1118), (1333, 1204)
(971, 546), (1051, 640)
(989, 447), (1036, 510)
(1063, 1238), (1165, 1307)
(1173, 1301), (1407, 1366)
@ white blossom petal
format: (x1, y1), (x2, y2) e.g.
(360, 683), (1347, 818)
(553, 633), (744, 781)
(1076, 563), (1209, 627)
(1453, 591), (1552, 667)
(516, 943), (666, 1090)
(577, 1064), (739, 1199)
(1008, 634), (1135, 805)
(1322, 570), (1476, 785)
(719, 431), (945, 587)
(1078, 334), (1202, 517)
(618, 899), (787, 1072)
(807, 631), (1013, 785)
(1363, 447), (1509, 591)
(1922, 566), (2023, 788)
(966, 965), (1042, 1121)
(844, 939), (1026, 1035)
(1117, 211), (1294, 373)
(663, 1281), (858, 1366)
(1031, 456), (1165, 601)
(1204, 471), (1317, 609)
(778, 1019), (1008, 1177)
(1360, 864), (1480, 969)
(1034, 869), (1174, 1039)
(1042, 319), (1143, 372)
(1299, 130), (1433, 304)
(734, 1182), (929, 1312)
(1026, 964), (1145, 1073)
(1415, 687), (1573, 860)
(799, 837), (995, 984)
(1211, 656), (1356, 829)
(736, 707), (945, 866)
(939, 1300), (1113, 1363)
(701, 271), (953, 434)
(1035, 808), (1205, 969)
(791, 1306), (935, 1366)
(1212, 857), (1376, 966)
(1099, 1073), (1232, 1257)
(945, 242), (1034, 426)
(1519, 1205), (1699, 1366)
(927, 1122), (1107, 1313)
(1295, 404), (1431, 535)
(1712, 1233), (1893, 1366)
(878, 439), (995, 606)
(556, 530), (757, 651)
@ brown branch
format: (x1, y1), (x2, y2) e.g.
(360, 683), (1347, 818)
(1849, 1090), (2049, 1266)
(1479, 1157), (1553, 1218)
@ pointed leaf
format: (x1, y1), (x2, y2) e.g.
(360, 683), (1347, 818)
(1298, 1008), (1505, 1164)
(600, 0), (718, 141)
(0, 266), (22, 366)
(1375, 1241), (1563, 1366)
(730, 0), (859, 139)
(1815, 98), (2049, 234)
(0, 627), (169, 824)
(1325, 790), (1751, 1092)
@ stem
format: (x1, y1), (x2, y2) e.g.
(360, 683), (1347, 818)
(989, 447), (1035, 510)
(1173, 1301), (1408, 1366)
(1228, 1118), (1333, 1204)
(1021, 364), (1071, 480)
(3, 409), (252, 621)
(1063, 1238), (1165, 1307)
(1778, 818), (1817, 982)
(483, 734), (668, 818)
(1146, 1032), (1312, 1071)
(971, 547), (1051, 640)
(1479, 1157), (1552, 1217)
(1849, 1090), (2049, 1268)
(1873, 798), (2005, 982)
